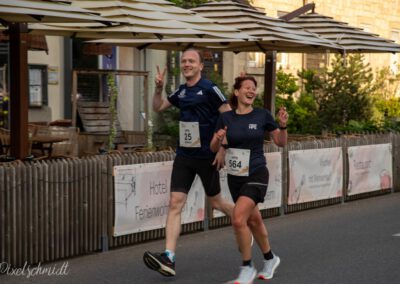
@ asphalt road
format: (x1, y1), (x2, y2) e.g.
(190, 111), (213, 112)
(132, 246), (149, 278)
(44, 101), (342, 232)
(2, 192), (400, 284)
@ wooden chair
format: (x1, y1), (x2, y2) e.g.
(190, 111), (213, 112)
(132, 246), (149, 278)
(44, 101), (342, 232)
(0, 127), (10, 155)
(77, 101), (143, 153)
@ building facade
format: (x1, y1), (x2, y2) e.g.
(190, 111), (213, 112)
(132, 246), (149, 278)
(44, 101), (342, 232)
(223, 0), (400, 93)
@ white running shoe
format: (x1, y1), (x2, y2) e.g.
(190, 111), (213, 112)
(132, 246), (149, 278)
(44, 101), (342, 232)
(232, 265), (257, 284)
(258, 254), (280, 280)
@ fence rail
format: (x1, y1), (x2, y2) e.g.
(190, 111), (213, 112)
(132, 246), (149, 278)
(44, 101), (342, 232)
(1, 133), (399, 267)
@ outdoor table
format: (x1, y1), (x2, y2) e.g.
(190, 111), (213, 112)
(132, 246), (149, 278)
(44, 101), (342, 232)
(30, 135), (69, 158)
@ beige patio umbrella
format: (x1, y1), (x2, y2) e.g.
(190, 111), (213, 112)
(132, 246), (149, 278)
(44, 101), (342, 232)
(189, 0), (341, 52)
(25, 0), (251, 41)
(90, 0), (341, 52)
(0, 0), (113, 159)
(282, 4), (400, 53)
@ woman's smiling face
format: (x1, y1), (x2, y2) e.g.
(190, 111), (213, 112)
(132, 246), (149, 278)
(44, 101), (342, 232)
(234, 79), (257, 107)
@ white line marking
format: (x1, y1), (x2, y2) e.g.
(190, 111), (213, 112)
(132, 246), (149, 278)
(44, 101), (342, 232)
(393, 233), (400, 237)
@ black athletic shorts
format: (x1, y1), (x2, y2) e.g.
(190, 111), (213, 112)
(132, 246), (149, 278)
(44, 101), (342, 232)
(170, 155), (221, 197)
(227, 167), (269, 204)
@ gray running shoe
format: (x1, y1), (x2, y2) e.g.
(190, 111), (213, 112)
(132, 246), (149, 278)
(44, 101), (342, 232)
(143, 251), (175, 277)
(232, 265), (257, 284)
(258, 254), (280, 280)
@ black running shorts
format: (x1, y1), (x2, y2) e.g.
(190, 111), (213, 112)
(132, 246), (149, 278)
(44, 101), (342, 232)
(227, 167), (269, 204)
(170, 155), (221, 197)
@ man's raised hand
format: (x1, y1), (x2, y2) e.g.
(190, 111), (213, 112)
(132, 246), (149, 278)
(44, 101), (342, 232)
(155, 65), (167, 90)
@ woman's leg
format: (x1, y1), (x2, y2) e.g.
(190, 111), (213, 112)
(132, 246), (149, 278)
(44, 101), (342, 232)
(247, 206), (270, 253)
(232, 196), (256, 261)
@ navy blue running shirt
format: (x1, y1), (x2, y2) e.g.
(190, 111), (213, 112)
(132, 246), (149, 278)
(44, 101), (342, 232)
(168, 77), (227, 159)
(215, 108), (279, 174)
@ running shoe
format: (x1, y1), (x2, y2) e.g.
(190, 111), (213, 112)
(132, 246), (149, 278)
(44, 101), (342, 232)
(143, 251), (175, 277)
(258, 254), (280, 280)
(232, 265), (257, 284)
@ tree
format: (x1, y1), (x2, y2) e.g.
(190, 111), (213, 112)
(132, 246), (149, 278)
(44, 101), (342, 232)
(316, 54), (375, 131)
(294, 69), (321, 134)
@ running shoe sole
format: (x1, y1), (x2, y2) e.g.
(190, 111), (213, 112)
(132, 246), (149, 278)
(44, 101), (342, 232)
(258, 256), (280, 280)
(143, 251), (175, 277)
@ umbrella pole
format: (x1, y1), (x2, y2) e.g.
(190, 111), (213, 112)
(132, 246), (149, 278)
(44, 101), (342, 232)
(264, 51), (276, 115)
(9, 23), (29, 159)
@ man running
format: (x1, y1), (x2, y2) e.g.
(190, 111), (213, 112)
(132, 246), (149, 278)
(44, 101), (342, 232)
(143, 49), (234, 277)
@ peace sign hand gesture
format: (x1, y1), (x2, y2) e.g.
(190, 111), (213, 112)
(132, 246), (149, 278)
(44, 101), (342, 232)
(155, 65), (167, 91)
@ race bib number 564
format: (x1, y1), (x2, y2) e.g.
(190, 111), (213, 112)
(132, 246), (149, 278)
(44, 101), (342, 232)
(226, 148), (250, 176)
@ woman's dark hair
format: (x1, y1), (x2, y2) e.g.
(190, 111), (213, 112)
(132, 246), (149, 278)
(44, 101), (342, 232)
(229, 76), (257, 109)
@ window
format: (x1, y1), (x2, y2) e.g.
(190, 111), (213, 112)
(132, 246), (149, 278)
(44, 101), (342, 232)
(29, 65), (48, 107)
(390, 30), (399, 74)
(247, 52), (289, 69)
(247, 52), (265, 68)
(277, 53), (289, 69)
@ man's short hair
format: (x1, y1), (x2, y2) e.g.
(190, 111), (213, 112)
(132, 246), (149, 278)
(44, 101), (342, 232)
(182, 48), (204, 63)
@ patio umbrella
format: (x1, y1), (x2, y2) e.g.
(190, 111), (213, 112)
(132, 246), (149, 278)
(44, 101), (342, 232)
(91, 0), (340, 52)
(281, 4), (400, 53)
(190, 0), (341, 52)
(0, 0), (113, 159)
(25, 0), (251, 41)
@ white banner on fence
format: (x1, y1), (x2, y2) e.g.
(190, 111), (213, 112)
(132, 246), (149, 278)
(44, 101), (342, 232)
(259, 152), (282, 210)
(347, 144), (392, 196)
(213, 152), (282, 217)
(113, 162), (205, 236)
(288, 148), (343, 205)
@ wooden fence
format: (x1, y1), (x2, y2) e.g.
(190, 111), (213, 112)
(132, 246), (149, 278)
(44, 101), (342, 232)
(1, 133), (399, 267)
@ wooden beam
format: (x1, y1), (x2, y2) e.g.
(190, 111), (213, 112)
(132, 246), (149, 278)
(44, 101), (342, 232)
(263, 51), (276, 114)
(9, 23), (29, 159)
(279, 3), (315, 21)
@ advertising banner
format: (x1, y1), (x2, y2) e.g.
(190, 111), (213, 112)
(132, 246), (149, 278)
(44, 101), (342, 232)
(113, 161), (205, 236)
(288, 148), (343, 205)
(347, 144), (392, 195)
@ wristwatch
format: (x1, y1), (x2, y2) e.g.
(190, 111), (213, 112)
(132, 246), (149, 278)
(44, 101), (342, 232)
(221, 144), (229, 149)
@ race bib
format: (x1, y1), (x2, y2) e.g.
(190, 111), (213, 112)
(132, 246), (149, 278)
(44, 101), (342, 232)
(179, 121), (201, 148)
(226, 148), (250, 176)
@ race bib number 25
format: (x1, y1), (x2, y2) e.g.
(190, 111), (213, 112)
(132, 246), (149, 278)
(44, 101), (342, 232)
(179, 121), (201, 148)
